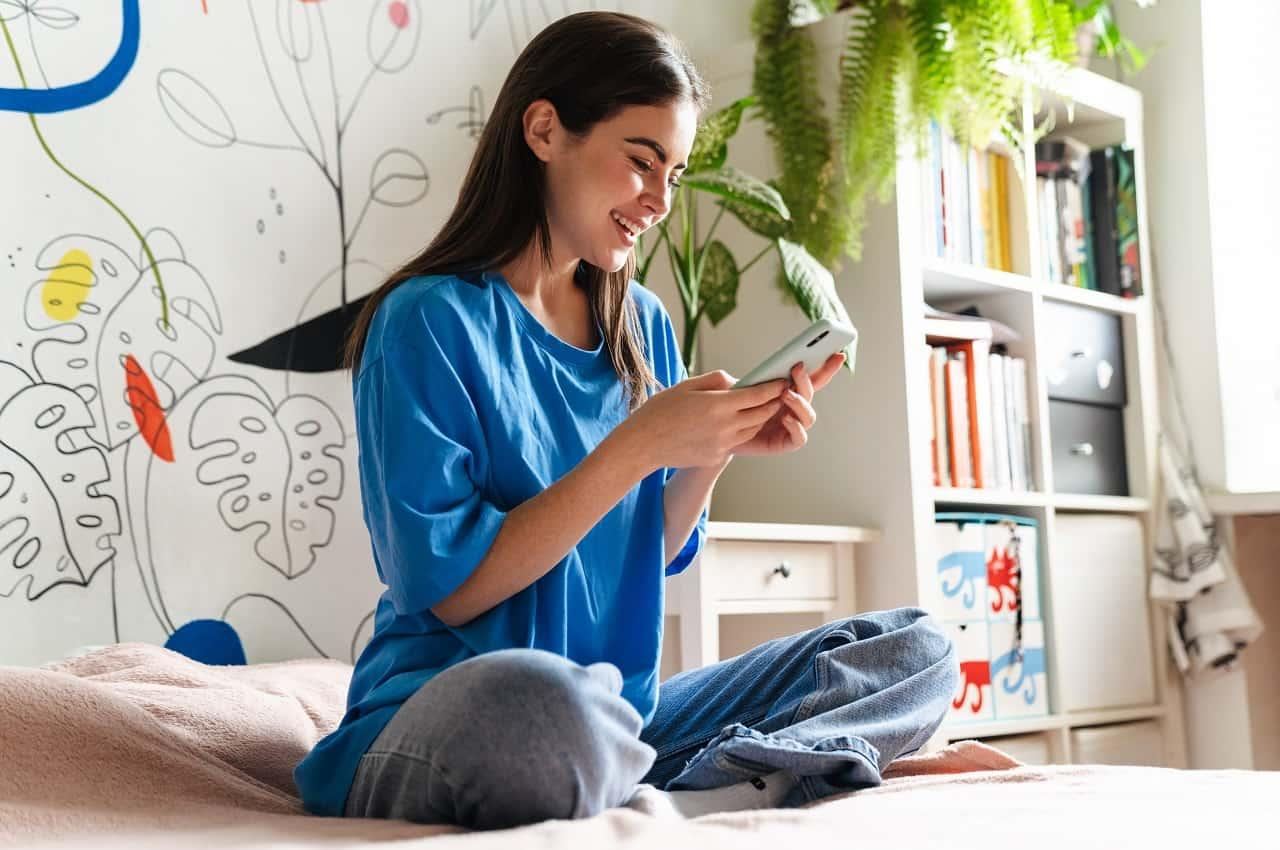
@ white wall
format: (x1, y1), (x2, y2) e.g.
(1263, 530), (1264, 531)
(1198, 2), (1280, 493)
(1106, 0), (1280, 494)
(1101, 0), (1280, 770)
(0, 0), (723, 667)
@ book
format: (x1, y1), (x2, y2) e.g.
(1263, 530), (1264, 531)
(945, 353), (972, 488)
(931, 343), (952, 483)
(948, 339), (995, 489)
(1088, 147), (1122, 296)
(1114, 146), (1143, 298)
(989, 353), (1012, 491)
(1013, 357), (1033, 488)
(1005, 354), (1025, 491)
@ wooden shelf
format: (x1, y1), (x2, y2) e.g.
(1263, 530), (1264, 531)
(1203, 491), (1280, 516)
(923, 260), (1035, 302)
(1041, 282), (1143, 315)
(934, 488), (1047, 508)
(943, 705), (1165, 741)
(1064, 704), (1166, 729)
(942, 715), (1062, 740)
(1053, 494), (1150, 513)
(705, 521), (881, 544)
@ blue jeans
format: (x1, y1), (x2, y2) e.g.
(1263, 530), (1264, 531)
(342, 607), (957, 830)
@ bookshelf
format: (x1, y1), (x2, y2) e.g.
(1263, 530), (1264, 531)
(691, 14), (1185, 768)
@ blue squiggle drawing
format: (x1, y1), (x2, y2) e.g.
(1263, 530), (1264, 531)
(0, 0), (138, 113)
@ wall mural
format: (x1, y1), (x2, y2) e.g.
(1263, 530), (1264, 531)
(0, 0), (604, 667)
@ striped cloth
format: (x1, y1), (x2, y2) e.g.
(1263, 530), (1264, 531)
(1150, 437), (1263, 674)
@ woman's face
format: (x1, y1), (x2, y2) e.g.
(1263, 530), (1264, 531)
(541, 100), (698, 273)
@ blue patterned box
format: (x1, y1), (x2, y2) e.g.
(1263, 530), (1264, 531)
(932, 513), (1049, 725)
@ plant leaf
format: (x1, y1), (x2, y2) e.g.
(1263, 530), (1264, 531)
(0, 366), (120, 601)
(775, 238), (857, 372)
(682, 166), (791, 220)
(698, 240), (739, 327)
(369, 148), (430, 206)
(148, 375), (345, 581)
(687, 95), (755, 174)
(157, 69), (237, 149)
(717, 181), (792, 241)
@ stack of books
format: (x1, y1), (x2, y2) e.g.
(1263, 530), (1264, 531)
(920, 120), (1016, 271)
(924, 308), (1034, 491)
(1035, 138), (1143, 298)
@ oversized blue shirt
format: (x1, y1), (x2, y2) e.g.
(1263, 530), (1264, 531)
(293, 270), (707, 817)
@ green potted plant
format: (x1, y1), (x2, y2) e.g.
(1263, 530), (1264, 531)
(748, 0), (1153, 272)
(635, 95), (856, 375)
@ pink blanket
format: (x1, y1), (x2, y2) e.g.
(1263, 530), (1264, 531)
(1, 643), (1274, 849)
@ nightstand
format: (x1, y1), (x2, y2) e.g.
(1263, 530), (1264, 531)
(665, 521), (882, 672)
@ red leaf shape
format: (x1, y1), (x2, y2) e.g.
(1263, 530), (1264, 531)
(124, 353), (175, 462)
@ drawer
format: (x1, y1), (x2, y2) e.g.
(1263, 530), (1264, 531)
(1050, 515), (1156, 712)
(705, 539), (837, 602)
(1042, 301), (1127, 406)
(1070, 721), (1165, 767)
(1049, 400), (1129, 496)
(979, 732), (1052, 766)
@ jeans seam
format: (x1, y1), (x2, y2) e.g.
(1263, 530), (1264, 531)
(788, 632), (837, 726)
(654, 710), (771, 761)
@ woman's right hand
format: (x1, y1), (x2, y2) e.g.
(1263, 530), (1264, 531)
(620, 370), (789, 472)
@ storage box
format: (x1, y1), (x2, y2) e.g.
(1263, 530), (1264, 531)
(934, 513), (1049, 726)
(1050, 514), (1156, 711)
(979, 732), (1053, 766)
(1070, 720), (1165, 766)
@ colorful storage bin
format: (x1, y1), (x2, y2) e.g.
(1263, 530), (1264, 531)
(932, 512), (1050, 725)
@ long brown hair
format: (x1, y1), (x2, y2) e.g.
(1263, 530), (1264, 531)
(343, 11), (709, 411)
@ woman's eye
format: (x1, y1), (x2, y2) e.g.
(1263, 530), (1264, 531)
(632, 156), (680, 190)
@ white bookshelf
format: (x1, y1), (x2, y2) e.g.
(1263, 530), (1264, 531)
(692, 13), (1185, 768)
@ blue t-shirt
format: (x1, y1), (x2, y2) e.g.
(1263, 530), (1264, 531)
(293, 270), (707, 817)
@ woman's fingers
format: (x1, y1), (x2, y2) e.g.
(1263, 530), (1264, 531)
(790, 362), (815, 400)
(811, 352), (845, 391)
(781, 413), (807, 448)
(728, 378), (788, 409)
(781, 388), (816, 428)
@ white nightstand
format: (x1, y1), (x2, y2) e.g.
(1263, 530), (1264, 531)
(665, 521), (881, 672)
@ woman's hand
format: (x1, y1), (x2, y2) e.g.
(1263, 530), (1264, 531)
(729, 352), (845, 458)
(618, 370), (790, 472)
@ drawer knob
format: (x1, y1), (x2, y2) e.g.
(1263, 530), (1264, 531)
(1070, 442), (1095, 457)
(772, 561), (792, 579)
(1070, 348), (1092, 360)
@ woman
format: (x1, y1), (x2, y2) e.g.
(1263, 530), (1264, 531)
(294, 10), (956, 831)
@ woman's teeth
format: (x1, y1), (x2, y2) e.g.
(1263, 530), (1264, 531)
(611, 211), (640, 237)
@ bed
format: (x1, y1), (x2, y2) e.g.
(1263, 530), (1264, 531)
(2, 643), (1275, 849)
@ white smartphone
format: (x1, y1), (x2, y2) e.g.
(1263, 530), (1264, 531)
(733, 318), (857, 388)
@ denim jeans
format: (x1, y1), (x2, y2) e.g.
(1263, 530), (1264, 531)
(342, 607), (957, 830)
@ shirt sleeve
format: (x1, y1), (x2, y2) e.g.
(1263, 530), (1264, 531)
(654, 302), (708, 578)
(357, 324), (507, 617)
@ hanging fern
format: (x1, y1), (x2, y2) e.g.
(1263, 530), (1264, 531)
(749, 0), (1127, 269)
(751, 0), (838, 269)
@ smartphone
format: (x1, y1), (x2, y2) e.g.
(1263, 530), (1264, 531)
(734, 318), (858, 388)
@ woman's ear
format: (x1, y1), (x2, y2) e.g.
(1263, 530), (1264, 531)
(522, 99), (558, 163)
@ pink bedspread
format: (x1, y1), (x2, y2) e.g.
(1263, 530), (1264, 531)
(1, 643), (1274, 849)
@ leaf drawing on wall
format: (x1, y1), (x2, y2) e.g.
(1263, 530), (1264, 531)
(158, 0), (428, 374)
(23, 232), (224, 452)
(0, 362), (120, 600)
(143, 375), (345, 580)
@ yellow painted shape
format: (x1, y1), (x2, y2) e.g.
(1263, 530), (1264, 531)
(41, 248), (93, 321)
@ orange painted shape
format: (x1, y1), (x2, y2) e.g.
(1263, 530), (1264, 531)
(124, 354), (175, 462)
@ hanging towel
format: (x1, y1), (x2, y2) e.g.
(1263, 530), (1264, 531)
(1150, 436), (1264, 674)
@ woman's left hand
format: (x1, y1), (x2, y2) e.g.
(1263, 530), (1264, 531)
(729, 352), (845, 458)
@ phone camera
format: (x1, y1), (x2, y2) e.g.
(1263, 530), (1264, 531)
(806, 330), (829, 348)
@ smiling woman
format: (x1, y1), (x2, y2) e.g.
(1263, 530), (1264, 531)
(297, 9), (954, 833)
